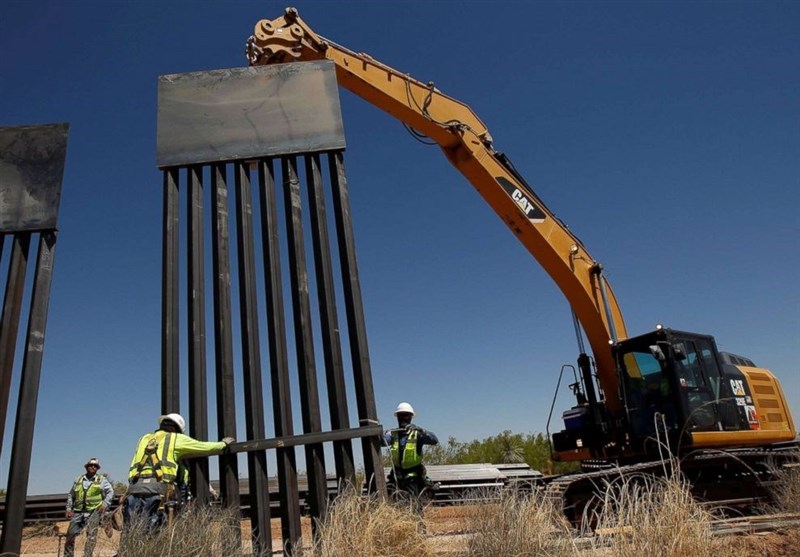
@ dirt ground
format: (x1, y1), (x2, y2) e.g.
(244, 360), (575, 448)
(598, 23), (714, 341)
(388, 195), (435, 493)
(16, 517), (315, 556)
(15, 510), (799, 557)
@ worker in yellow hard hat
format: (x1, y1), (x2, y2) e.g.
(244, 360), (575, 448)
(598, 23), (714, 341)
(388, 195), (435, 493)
(64, 458), (113, 557)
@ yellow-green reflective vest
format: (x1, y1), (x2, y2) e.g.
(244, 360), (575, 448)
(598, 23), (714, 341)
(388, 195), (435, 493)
(390, 429), (422, 469)
(71, 475), (104, 512)
(129, 430), (179, 484)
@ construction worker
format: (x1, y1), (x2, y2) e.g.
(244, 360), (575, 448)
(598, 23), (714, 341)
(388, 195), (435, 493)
(123, 413), (234, 529)
(64, 457), (114, 557)
(383, 402), (439, 510)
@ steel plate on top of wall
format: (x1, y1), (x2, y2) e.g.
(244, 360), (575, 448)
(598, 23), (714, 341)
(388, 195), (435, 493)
(156, 61), (345, 168)
(0, 123), (69, 233)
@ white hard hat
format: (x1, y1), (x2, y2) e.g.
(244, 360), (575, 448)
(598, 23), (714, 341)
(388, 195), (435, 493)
(394, 402), (415, 417)
(159, 413), (186, 433)
(84, 457), (101, 470)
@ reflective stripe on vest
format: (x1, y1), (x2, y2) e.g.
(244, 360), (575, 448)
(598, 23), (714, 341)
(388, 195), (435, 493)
(129, 430), (179, 484)
(71, 475), (104, 512)
(390, 429), (422, 469)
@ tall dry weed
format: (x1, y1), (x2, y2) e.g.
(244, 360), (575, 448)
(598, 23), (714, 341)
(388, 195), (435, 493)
(464, 490), (578, 557)
(116, 504), (246, 557)
(589, 474), (736, 557)
(770, 457), (800, 514)
(311, 490), (435, 557)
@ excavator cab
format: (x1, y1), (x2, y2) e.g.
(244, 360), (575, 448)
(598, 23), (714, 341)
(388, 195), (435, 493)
(552, 327), (795, 462)
(615, 328), (745, 453)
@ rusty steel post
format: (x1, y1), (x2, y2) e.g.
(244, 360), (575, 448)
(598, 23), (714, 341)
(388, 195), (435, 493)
(328, 152), (386, 493)
(307, 152), (356, 487)
(161, 168), (180, 413)
(0, 232), (57, 554)
(233, 161), (271, 553)
(0, 233), (31, 458)
(210, 163), (241, 509)
(284, 154), (328, 524)
(187, 165), (211, 504)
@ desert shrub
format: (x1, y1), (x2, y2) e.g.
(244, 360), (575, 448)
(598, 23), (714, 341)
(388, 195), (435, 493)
(311, 489), (434, 557)
(464, 490), (578, 557)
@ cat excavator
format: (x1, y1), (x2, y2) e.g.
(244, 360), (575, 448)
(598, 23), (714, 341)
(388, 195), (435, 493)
(246, 8), (797, 521)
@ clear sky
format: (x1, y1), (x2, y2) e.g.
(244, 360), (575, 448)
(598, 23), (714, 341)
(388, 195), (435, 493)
(1, 1), (798, 495)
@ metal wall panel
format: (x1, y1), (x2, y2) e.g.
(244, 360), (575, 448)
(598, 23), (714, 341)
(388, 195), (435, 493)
(0, 123), (66, 555)
(157, 63), (383, 555)
(156, 62), (346, 168)
(0, 124), (68, 232)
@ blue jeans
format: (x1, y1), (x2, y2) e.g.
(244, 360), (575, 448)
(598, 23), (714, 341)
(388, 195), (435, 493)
(123, 494), (163, 530)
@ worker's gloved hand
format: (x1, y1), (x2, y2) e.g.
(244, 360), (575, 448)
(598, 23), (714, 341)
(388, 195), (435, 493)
(221, 437), (235, 452)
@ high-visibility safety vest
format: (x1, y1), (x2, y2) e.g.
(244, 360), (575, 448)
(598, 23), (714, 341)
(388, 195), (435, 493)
(71, 475), (104, 512)
(129, 430), (179, 484)
(390, 429), (423, 470)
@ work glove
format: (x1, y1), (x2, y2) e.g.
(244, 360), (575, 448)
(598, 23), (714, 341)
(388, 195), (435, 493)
(221, 437), (235, 453)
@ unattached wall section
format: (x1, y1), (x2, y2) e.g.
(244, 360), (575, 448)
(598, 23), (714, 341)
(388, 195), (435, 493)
(0, 123), (67, 555)
(156, 61), (384, 555)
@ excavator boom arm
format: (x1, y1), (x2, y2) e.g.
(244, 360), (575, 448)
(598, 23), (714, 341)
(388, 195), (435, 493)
(247, 9), (628, 413)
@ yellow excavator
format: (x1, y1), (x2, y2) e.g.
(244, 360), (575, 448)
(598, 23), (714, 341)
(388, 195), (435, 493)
(246, 8), (797, 520)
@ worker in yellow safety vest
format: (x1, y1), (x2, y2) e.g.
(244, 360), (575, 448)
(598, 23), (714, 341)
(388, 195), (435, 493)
(64, 457), (114, 557)
(122, 413), (234, 529)
(383, 402), (439, 510)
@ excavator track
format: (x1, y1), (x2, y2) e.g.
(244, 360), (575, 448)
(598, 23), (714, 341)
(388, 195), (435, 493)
(541, 442), (799, 528)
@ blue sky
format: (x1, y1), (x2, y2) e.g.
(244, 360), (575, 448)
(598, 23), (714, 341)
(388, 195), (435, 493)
(1, 0), (798, 495)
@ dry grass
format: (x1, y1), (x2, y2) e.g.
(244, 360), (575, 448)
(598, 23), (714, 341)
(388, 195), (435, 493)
(117, 504), (247, 557)
(311, 489), (435, 557)
(770, 458), (800, 514)
(462, 489), (578, 557)
(78, 462), (800, 557)
(588, 473), (736, 557)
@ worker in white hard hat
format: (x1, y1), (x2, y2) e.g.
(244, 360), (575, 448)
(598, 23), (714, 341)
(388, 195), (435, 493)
(122, 413), (235, 531)
(383, 402), (439, 512)
(64, 457), (113, 557)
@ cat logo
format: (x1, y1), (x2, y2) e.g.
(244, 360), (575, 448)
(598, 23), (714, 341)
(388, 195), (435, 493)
(497, 177), (546, 223)
(730, 379), (746, 397)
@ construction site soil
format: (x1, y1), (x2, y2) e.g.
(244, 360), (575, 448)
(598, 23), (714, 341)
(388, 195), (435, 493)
(15, 508), (799, 556)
